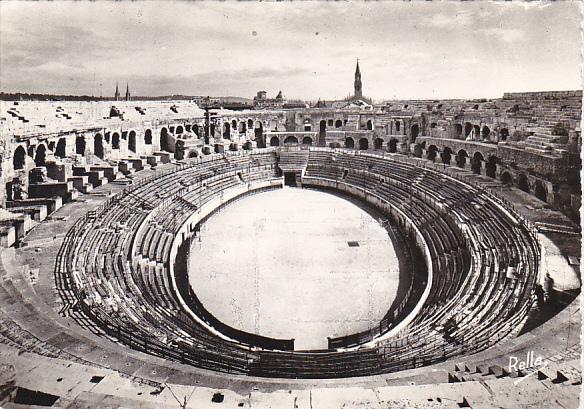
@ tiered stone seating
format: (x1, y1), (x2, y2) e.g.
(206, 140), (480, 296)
(54, 147), (538, 379)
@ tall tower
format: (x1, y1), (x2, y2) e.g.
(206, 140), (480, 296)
(354, 59), (362, 100)
(125, 83), (131, 101)
(114, 83), (120, 101)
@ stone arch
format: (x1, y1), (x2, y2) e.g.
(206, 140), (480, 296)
(500, 171), (512, 185)
(358, 138), (368, 150)
(302, 136), (313, 146)
(284, 135), (298, 145)
(534, 180), (547, 202)
(441, 147), (453, 165)
(455, 124), (463, 138)
(366, 120), (373, 130)
(464, 122), (473, 138)
(55, 138), (66, 158)
(13, 145), (26, 170)
(455, 149), (468, 168)
(160, 128), (169, 151)
(482, 125), (490, 139)
(112, 132), (121, 150)
(471, 151), (484, 174)
(104, 132), (110, 143)
(500, 128), (509, 142)
(175, 125), (184, 135)
(232, 119), (237, 130)
(128, 131), (137, 153)
(247, 119), (253, 129)
(413, 143), (423, 158)
(75, 136), (86, 156)
(374, 138), (383, 150)
(304, 119), (312, 131)
(320, 120), (327, 133)
(485, 155), (497, 178)
(34, 144), (47, 166)
(144, 129), (152, 145)
(239, 121), (247, 133)
(395, 121), (401, 133)
(473, 125), (480, 139)
(517, 174), (529, 193)
(389, 138), (398, 153)
(269, 136), (280, 147)
(255, 123), (264, 148)
(185, 124), (192, 133)
(411, 124), (419, 143)
(335, 119), (343, 128)
(27, 145), (35, 158)
(192, 124), (200, 137)
(345, 137), (355, 149)
(223, 122), (231, 139)
(94, 134), (104, 159)
(427, 144), (438, 162)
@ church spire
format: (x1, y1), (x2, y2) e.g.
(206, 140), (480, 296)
(354, 59), (362, 99)
(125, 83), (131, 101)
(114, 82), (120, 101)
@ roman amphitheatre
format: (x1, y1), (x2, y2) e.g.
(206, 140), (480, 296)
(0, 4), (581, 408)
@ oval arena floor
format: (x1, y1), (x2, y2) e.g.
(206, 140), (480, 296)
(188, 188), (401, 350)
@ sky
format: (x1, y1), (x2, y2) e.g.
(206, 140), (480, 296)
(0, 1), (581, 101)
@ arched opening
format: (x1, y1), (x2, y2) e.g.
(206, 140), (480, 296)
(441, 147), (452, 165)
(485, 155), (497, 178)
(374, 138), (383, 150)
(500, 128), (509, 142)
(517, 174), (530, 193)
(159, 128), (169, 151)
(247, 119), (253, 129)
(13, 146), (26, 170)
(302, 136), (313, 146)
(188, 151), (198, 158)
(55, 138), (66, 158)
(104, 132), (110, 143)
(464, 122), (473, 138)
(473, 125), (480, 139)
(395, 121), (401, 133)
(75, 136), (86, 156)
(389, 138), (398, 153)
(411, 124), (419, 143)
(185, 124), (192, 133)
(366, 120), (373, 130)
(413, 143), (423, 158)
(335, 119), (343, 128)
(427, 145), (438, 162)
(27, 146), (34, 158)
(284, 136), (298, 145)
(112, 133), (120, 150)
(175, 125), (184, 135)
(455, 124), (463, 138)
(320, 120), (326, 135)
(358, 138), (368, 150)
(456, 149), (468, 168)
(128, 131), (137, 153)
(345, 137), (355, 149)
(239, 121), (247, 133)
(94, 134), (104, 159)
(304, 119), (312, 132)
(48, 141), (55, 152)
(223, 122), (231, 139)
(534, 181), (547, 202)
(193, 124), (200, 137)
(269, 136), (280, 147)
(471, 152), (484, 174)
(500, 172), (512, 185)
(34, 144), (47, 166)
(482, 126), (490, 140)
(255, 123), (265, 148)
(144, 129), (152, 145)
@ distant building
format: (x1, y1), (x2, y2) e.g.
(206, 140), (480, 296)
(114, 83), (120, 101)
(125, 83), (131, 102)
(254, 90), (287, 109)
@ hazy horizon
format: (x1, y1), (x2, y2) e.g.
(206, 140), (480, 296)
(1, 2), (581, 101)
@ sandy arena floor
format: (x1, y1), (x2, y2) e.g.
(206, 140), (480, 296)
(188, 187), (401, 350)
